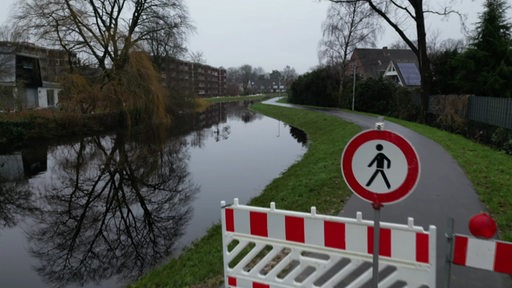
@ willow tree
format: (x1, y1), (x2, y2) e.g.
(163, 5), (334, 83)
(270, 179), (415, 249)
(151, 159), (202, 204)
(13, 0), (192, 120)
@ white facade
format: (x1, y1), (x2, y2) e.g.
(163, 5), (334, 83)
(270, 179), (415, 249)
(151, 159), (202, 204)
(0, 42), (70, 109)
(38, 87), (60, 108)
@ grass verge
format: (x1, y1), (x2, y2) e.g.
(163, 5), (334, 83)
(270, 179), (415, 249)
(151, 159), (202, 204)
(130, 103), (362, 287)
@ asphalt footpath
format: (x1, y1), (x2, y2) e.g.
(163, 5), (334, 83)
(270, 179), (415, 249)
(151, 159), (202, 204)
(264, 98), (512, 288)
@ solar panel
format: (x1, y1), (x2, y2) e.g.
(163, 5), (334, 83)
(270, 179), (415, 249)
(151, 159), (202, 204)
(396, 63), (421, 86)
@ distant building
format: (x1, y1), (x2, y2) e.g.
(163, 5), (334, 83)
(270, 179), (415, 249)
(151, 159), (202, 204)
(0, 41), (73, 110)
(162, 58), (227, 98)
(348, 47), (421, 87)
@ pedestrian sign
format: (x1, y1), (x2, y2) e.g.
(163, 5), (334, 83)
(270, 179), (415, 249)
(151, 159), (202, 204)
(341, 129), (420, 205)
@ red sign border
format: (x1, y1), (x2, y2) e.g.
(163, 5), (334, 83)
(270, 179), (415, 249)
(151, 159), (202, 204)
(341, 129), (420, 205)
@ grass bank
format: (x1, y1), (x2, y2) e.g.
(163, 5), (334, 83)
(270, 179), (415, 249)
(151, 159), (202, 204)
(130, 103), (362, 287)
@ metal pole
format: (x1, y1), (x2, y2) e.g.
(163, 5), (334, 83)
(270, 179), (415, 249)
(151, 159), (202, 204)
(352, 64), (356, 111)
(445, 217), (455, 288)
(278, 76), (282, 98)
(372, 203), (382, 288)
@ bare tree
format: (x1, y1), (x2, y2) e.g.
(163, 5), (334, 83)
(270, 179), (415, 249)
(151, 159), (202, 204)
(319, 1), (378, 107)
(328, 0), (463, 120)
(281, 65), (298, 90)
(188, 51), (207, 64)
(13, 0), (193, 117)
(226, 67), (242, 96)
(14, 0), (191, 76)
(145, 15), (192, 71)
(239, 64), (256, 95)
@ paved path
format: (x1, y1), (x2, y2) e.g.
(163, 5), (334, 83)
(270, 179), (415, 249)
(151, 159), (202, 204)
(264, 98), (512, 287)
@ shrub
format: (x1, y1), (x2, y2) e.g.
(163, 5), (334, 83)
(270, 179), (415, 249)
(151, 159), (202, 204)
(289, 66), (338, 107)
(354, 78), (394, 115)
(430, 95), (469, 133)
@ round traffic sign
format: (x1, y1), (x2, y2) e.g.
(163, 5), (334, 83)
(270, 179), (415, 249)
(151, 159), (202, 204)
(341, 129), (420, 205)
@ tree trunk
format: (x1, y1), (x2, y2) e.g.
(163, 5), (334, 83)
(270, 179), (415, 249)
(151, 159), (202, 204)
(338, 65), (346, 107)
(414, 1), (433, 122)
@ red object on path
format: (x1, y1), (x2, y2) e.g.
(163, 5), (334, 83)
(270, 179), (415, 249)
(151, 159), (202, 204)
(469, 212), (497, 239)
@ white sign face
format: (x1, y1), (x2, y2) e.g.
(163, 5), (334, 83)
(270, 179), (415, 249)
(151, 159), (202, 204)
(351, 140), (407, 194)
(341, 129), (420, 205)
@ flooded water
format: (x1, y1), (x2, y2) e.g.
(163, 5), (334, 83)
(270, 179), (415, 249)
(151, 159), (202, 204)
(0, 101), (307, 288)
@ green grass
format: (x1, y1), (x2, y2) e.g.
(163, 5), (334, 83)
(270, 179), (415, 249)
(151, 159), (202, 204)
(130, 103), (362, 288)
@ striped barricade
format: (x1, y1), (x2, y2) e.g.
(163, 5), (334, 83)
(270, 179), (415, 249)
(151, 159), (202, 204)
(221, 198), (437, 288)
(452, 234), (512, 274)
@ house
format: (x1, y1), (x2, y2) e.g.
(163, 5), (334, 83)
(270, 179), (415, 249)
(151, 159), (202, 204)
(0, 41), (73, 110)
(348, 47), (419, 82)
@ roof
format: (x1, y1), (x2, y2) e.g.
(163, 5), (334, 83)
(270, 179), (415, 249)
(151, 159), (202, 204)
(350, 47), (417, 78)
(396, 62), (421, 86)
(383, 61), (421, 87)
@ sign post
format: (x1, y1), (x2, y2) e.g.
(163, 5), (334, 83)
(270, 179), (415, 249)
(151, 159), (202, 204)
(341, 121), (420, 288)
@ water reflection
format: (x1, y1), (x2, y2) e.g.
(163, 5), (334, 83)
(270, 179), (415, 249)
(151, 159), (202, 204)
(26, 104), (262, 287)
(28, 133), (198, 287)
(289, 126), (308, 147)
(0, 101), (306, 288)
(0, 154), (39, 229)
(0, 181), (35, 229)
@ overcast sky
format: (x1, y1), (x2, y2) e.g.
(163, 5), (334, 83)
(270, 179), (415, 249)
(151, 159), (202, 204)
(1, 0), (510, 74)
(186, 0), (501, 73)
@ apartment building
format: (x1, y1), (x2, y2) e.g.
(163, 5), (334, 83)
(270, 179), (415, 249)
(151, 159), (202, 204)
(0, 41), (73, 109)
(163, 58), (227, 98)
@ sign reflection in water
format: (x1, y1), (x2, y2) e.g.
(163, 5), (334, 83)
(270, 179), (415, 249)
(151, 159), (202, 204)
(0, 101), (307, 288)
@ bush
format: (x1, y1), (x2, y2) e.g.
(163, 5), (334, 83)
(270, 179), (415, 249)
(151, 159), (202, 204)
(490, 127), (512, 154)
(430, 95), (469, 133)
(354, 78), (394, 115)
(0, 110), (121, 149)
(289, 66), (338, 107)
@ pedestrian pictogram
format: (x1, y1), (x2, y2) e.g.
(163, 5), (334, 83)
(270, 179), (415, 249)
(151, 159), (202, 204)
(341, 127), (420, 205)
(366, 144), (391, 189)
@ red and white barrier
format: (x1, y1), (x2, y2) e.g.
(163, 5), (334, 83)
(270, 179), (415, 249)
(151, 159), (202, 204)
(221, 198), (436, 288)
(452, 234), (512, 274)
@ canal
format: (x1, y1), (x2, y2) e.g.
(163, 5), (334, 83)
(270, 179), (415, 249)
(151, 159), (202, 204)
(0, 101), (307, 288)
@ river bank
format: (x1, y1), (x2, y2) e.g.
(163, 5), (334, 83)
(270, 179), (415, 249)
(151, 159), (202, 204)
(0, 95), (274, 151)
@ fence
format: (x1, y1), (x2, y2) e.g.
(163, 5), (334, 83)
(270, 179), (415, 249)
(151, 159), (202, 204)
(467, 96), (512, 129)
(429, 95), (512, 130)
(221, 199), (437, 288)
